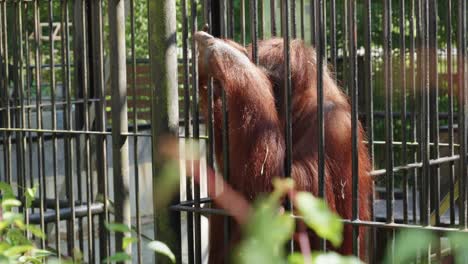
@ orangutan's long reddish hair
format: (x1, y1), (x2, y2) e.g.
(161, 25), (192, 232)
(195, 31), (372, 263)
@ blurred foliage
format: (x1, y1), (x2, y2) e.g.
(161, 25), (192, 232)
(0, 182), (53, 263)
(383, 229), (468, 264)
(233, 178), (362, 264)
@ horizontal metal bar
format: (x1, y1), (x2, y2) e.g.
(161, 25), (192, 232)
(170, 204), (229, 216)
(28, 203), (104, 224)
(368, 140), (460, 148)
(0, 99), (101, 111)
(371, 155), (462, 178)
(0, 128), (151, 137)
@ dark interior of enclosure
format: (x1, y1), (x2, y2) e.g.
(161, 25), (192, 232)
(0, 0), (467, 263)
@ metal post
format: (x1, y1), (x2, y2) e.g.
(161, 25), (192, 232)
(148, 0), (181, 263)
(108, 0), (131, 261)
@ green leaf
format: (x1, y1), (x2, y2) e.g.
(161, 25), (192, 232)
(2, 212), (22, 224)
(26, 225), (46, 239)
(2, 199), (21, 211)
(31, 249), (53, 258)
(235, 193), (295, 264)
(104, 222), (131, 233)
(103, 252), (132, 263)
(3, 245), (34, 257)
(122, 237), (137, 250)
(311, 252), (363, 264)
(448, 232), (468, 264)
(0, 182), (14, 200)
(383, 229), (436, 264)
(147, 241), (176, 263)
(25, 187), (37, 209)
(295, 192), (343, 247)
(288, 253), (306, 264)
(6, 229), (30, 247)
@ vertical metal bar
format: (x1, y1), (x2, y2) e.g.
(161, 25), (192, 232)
(108, 0), (131, 259)
(409, 0), (418, 224)
(220, 0), (226, 37)
(363, 0), (374, 261)
(61, 0), (77, 255)
(421, 0), (431, 229)
(428, 0), (439, 228)
(80, 0), (94, 261)
(0, 0), (11, 185)
(446, 0), (455, 225)
(309, 0), (315, 46)
(347, 0), (359, 256)
(400, 0), (408, 224)
(330, 0), (336, 69)
(342, 0), (348, 91)
(282, 0), (293, 253)
(13, 0), (26, 220)
(48, 0), (60, 256)
(33, 0), (46, 249)
(290, 0), (296, 39)
(315, 0), (326, 252)
(457, 0), (467, 229)
(241, 0), (246, 44)
(384, 0), (394, 224)
(250, 0), (258, 64)
(23, 1), (33, 232)
(73, 0), (85, 252)
(129, 0), (141, 262)
(183, 0), (194, 263)
(299, 0), (304, 40)
(270, 0), (277, 37)
(227, 0), (234, 38)
(259, 0), (264, 39)
(189, 1), (202, 262)
(89, 0), (109, 259)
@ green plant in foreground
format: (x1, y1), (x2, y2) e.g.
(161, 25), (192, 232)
(104, 222), (175, 263)
(0, 182), (52, 263)
(233, 178), (362, 264)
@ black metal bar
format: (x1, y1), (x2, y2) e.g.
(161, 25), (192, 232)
(282, 0), (293, 253)
(47, 0), (60, 256)
(61, 0), (77, 255)
(73, 0), (85, 253)
(329, 0), (336, 69)
(315, 0), (327, 252)
(300, 0), (304, 40)
(89, 0), (109, 260)
(290, 0), (296, 39)
(383, 0), (394, 224)
(183, 1), (194, 263)
(363, 0), (374, 261)
(79, 1), (94, 260)
(33, 0), (46, 249)
(250, 0), (258, 64)
(429, 0), (440, 229)
(190, 1), (202, 262)
(446, 0), (455, 226)
(0, 0), (11, 185)
(270, 0), (277, 37)
(409, 0), (418, 224)
(347, 0), (359, 256)
(240, 0), (246, 44)
(457, 0), (467, 229)
(399, 0), (408, 225)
